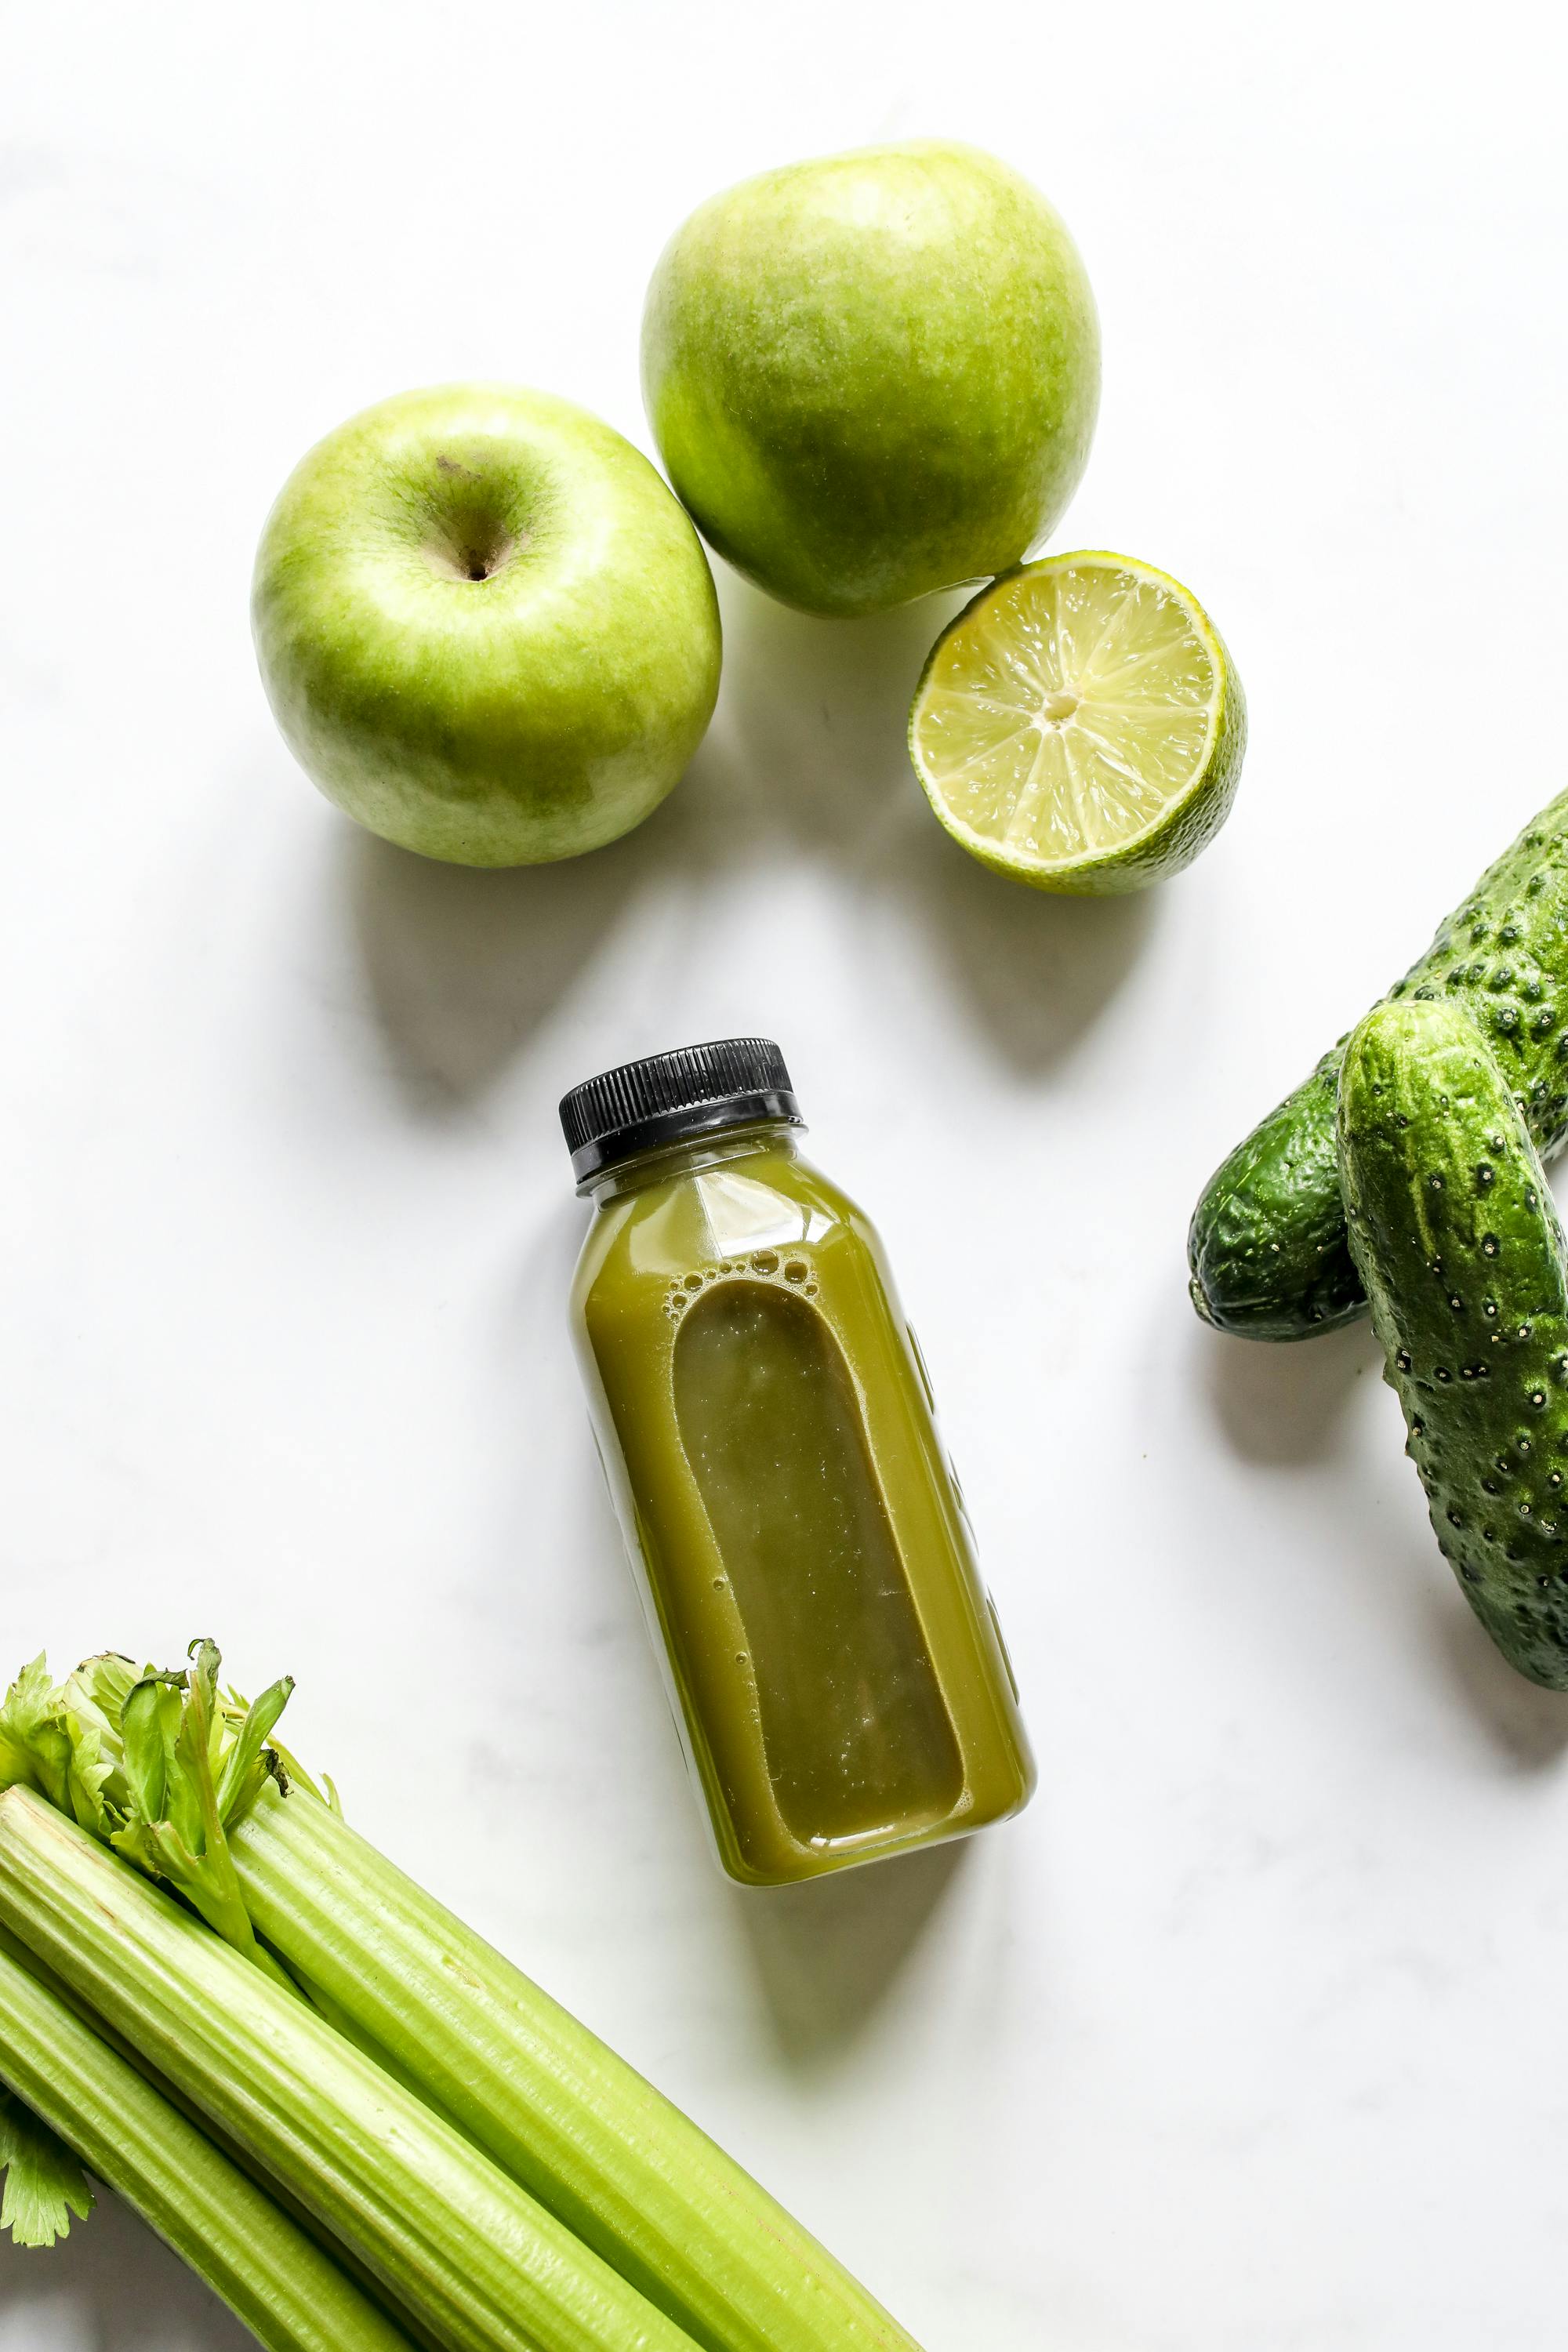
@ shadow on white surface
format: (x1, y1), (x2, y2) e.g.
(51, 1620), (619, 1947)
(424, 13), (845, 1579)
(1197, 1319), (1568, 1768)
(0, 2187), (250, 2352)
(346, 822), (653, 1109)
(1431, 1596), (1568, 1772)
(729, 1836), (969, 2067)
(712, 572), (1163, 1076)
(346, 564), (1160, 1105)
(885, 816), (1160, 1077)
(1202, 1316), (1383, 1466)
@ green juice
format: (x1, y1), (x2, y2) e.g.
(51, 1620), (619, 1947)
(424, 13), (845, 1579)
(563, 1041), (1033, 1886)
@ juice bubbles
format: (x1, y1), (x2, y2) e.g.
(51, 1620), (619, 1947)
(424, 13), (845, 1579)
(562, 1040), (1034, 1885)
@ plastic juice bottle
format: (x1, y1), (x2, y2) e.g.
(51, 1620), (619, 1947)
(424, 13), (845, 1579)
(562, 1038), (1034, 1886)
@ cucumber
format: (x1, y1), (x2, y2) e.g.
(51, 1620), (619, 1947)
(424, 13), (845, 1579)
(1338, 997), (1568, 1690)
(1189, 791), (1568, 1339)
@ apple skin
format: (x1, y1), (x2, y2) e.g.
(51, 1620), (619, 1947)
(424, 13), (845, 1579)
(641, 142), (1101, 619)
(252, 384), (722, 867)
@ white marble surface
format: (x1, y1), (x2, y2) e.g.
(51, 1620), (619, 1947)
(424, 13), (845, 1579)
(4, 4), (1568, 2346)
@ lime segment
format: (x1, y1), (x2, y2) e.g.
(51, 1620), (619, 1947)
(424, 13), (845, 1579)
(908, 552), (1245, 893)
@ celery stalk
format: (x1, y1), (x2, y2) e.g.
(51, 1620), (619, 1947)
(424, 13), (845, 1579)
(0, 1643), (926, 2352)
(0, 1923), (418, 2350)
(0, 1789), (702, 2352)
(230, 1784), (924, 2352)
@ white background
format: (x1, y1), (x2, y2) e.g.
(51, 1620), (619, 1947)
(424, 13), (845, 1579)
(4, 3), (1567, 2346)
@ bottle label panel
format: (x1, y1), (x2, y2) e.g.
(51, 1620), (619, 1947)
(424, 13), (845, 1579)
(672, 1276), (964, 1847)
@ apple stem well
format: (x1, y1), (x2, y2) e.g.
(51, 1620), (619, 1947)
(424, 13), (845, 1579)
(420, 453), (528, 581)
(423, 521), (521, 582)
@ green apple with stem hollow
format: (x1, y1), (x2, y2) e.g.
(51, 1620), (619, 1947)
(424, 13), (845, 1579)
(252, 383), (722, 867)
(641, 140), (1101, 619)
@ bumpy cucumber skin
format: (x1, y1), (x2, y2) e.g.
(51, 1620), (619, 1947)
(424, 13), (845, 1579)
(1189, 793), (1568, 1340)
(1339, 998), (1568, 1690)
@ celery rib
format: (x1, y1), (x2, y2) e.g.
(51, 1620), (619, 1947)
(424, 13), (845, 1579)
(230, 1785), (924, 2352)
(0, 1790), (702, 2352)
(0, 1922), (417, 2352)
(0, 1643), (926, 2352)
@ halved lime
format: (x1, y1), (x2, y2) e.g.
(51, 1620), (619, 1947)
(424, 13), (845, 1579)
(908, 551), (1246, 894)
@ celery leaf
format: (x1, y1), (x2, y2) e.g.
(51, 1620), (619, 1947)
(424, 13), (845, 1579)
(2, 1640), (307, 1984)
(0, 2089), (94, 2249)
(0, 1656), (72, 1809)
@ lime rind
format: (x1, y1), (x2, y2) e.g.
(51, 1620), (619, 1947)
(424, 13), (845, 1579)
(908, 551), (1246, 895)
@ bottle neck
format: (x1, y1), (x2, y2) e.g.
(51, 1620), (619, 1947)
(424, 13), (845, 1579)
(580, 1118), (804, 1203)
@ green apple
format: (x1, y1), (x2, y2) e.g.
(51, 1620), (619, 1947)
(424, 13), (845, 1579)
(641, 141), (1100, 619)
(252, 384), (722, 866)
